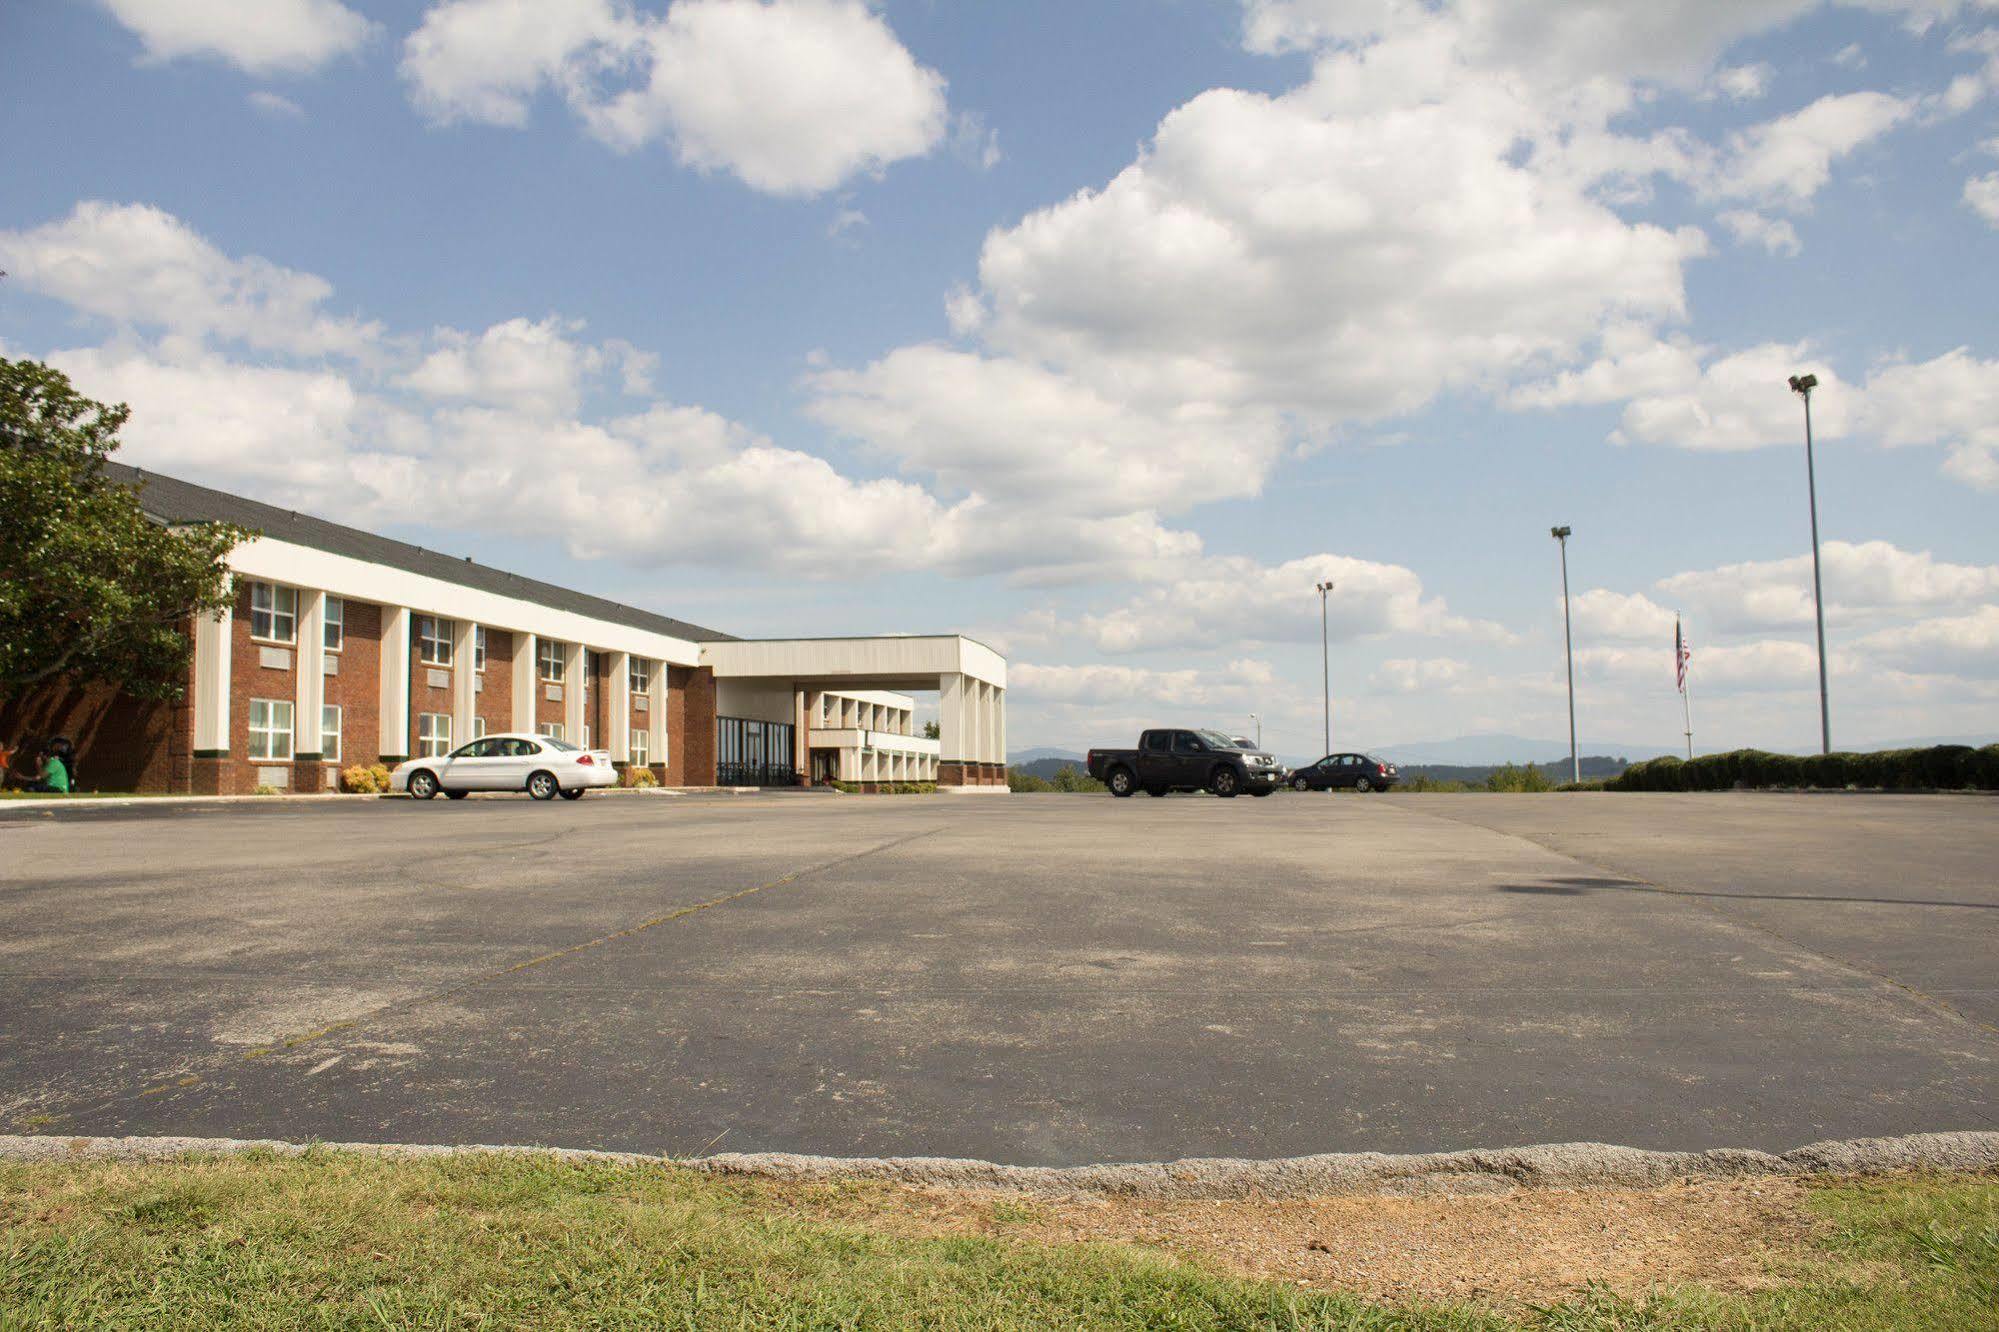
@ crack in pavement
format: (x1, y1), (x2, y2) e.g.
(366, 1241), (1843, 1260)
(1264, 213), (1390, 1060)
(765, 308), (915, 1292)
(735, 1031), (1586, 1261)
(42, 823), (949, 1123)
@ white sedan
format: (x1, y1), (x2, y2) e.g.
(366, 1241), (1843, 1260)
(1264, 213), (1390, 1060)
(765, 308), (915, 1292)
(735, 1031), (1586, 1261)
(391, 732), (620, 801)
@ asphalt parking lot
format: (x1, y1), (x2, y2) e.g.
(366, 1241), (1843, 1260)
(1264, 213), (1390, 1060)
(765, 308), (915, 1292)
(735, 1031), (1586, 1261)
(2, 791), (1993, 1165)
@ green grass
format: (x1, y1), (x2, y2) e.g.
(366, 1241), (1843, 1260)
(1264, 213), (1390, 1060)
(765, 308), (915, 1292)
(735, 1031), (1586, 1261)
(1, 1152), (1994, 1329)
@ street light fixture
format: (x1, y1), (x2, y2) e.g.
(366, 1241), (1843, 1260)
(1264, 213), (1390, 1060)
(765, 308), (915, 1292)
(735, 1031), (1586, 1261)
(1551, 527), (1578, 786)
(1789, 373), (1832, 756)
(1248, 713), (1261, 749)
(1314, 581), (1335, 756)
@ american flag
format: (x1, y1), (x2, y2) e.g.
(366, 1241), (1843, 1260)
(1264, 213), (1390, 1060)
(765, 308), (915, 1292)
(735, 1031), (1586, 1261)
(1675, 617), (1691, 693)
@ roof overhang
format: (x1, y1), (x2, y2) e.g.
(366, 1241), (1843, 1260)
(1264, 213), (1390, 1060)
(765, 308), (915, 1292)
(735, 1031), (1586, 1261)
(700, 636), (1005, 690)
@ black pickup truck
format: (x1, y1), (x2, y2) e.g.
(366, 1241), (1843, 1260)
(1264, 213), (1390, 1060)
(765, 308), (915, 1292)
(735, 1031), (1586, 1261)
(1086, 728), (1285, 798)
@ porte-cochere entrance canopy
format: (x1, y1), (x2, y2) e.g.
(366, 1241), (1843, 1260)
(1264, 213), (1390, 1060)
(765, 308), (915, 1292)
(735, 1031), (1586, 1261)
(699, 636), (1007, 792)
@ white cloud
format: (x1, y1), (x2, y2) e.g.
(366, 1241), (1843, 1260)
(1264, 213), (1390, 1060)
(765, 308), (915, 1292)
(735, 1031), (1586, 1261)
(1855, 605), (1999, 676)
(1239, 1), (1989, 85)
(1966, 171), (1999, 225)
(806, 345), (1288, 516)
(1860, 347), (1999, 487)
(400, 0), (637, 127)
(1238, 0), (1813, 84)
(1571, 589), (1678, 641)
(966, 37), (1703, 434)
(404, 316), (612, 417)
(248, 91), (305, 118)
(1549, 339), (1853, 450)
(1578, 638), (1821, 690)
(1831, 42), (1868, 69)
(1370, 657), (1480, 693)
(1705, 62), (1775, 101)
(401, 0), (950, 196)
(0, 201), (379, 359)
(1717, 209), (1802, 255)
(1010, 660), (1277, 710)
(97, 0), (372, 74)
(47, 343), (374, 483)
(1701, 91), (1914, 206)
(1656, 540), (1999, 633)
(1073, 553), (1502, 655)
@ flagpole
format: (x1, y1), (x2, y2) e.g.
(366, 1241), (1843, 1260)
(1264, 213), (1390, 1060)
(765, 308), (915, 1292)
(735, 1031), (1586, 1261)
(1681, 672), (1694, 760)
(1677, 614), (1694, 760)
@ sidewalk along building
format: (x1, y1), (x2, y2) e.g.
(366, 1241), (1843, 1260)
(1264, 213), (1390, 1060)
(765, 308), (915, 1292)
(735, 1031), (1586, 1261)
(1, 465), (1006, 795)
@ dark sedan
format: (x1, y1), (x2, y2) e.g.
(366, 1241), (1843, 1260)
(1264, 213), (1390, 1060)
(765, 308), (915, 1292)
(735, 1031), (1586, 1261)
(1287, 752), (1399, 792)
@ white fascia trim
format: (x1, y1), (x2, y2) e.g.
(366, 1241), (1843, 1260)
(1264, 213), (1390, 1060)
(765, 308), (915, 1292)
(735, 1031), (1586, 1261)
(227, 536), (702, 667)
(703, 636), (1004, 688)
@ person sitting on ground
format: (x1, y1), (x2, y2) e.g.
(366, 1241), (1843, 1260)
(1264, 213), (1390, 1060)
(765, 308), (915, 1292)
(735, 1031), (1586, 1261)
(25, 747), (70, 795)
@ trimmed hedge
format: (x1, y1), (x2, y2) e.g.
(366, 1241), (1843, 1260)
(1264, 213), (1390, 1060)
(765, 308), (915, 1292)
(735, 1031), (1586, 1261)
(1607, 744), (1999, 792)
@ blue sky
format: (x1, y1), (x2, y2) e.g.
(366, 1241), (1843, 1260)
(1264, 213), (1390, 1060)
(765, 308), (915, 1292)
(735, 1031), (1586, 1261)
(3, 0), (1996, 760)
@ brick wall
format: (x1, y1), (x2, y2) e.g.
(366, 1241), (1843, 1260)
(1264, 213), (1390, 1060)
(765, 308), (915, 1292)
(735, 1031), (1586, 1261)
(0, 671), (190, 793)
(324, 599), (382, 778)
(665, 664), (716, 786)
(408, 617), (455, 757)
(476, 628), (513, 738)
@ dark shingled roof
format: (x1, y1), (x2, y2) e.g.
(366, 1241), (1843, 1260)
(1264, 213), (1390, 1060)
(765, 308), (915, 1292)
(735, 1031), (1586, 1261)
(107, 462), (736, 644)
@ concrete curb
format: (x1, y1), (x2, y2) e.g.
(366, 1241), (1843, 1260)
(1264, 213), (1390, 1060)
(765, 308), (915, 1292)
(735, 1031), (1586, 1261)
(4, 1131), (1995, 1199)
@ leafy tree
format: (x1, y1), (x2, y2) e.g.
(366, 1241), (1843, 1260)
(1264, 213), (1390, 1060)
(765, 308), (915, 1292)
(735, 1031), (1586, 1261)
(0, 358), (250, 702)
(921, 720), (940, 739)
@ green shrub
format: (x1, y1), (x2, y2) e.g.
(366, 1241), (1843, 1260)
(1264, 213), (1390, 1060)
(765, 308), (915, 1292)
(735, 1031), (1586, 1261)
(1608, 744), (1999, 792)
(1485, 762), (1553, 793)
(1393, 776), (1472, 793)
(251, 784), (279, 796)
(618, 765), (659, 789)
(1007, 771), (1055, 792)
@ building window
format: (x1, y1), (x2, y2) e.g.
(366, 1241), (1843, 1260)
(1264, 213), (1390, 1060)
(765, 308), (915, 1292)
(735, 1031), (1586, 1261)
(537, 722), (564, 742)
(323, 597), (344, 653)
(474, 625), (487, 672)
(629, 658), (651, 695)
(417, 616), (453, 667)
(249, 582), (296, 643)
(418, 712), (452, 758)
(820, 694), (832, 722)
(538, 639), (565, 682)
(630, 729), (649, 768)
(248, 699), (294, 760)
(472, 717), (486, 740)
(582, 725), (591, 749)
(322, 705), (342, 762)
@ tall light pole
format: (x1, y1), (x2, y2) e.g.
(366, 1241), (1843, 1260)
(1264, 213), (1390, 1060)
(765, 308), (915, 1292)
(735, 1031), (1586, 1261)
(1789, 373), (1832, 755)
(1551, 527), (1578, 786)
(1315, 581), (1335, 756)
(1248, 713), (1261, 749)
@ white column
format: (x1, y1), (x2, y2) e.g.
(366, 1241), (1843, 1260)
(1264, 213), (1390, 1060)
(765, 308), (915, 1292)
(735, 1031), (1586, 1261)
(995, 687), (1006, 770)
(295, 590), (326, 759)
(648, 659), (668, 770)
(939, 673), (968, 767)
(192, 603), (232, 754)
(563, 640), (587, 743)
(513, 631), (538, 733)
(379, 606), (411, 760)
(450, 619), (477, 747)
(608, 650), (631, 763)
